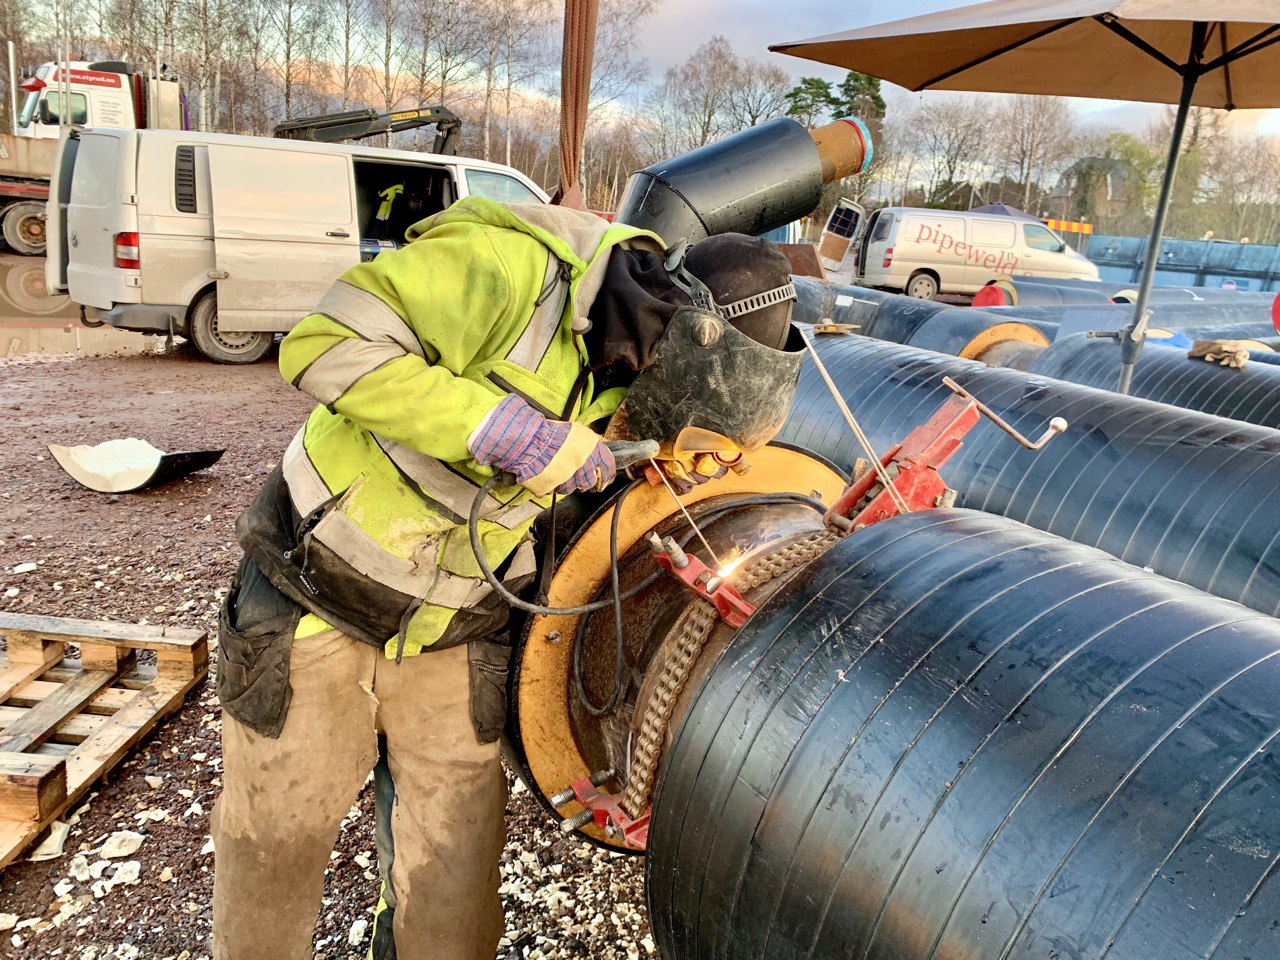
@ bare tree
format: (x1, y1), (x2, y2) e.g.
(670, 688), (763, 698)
(656, 35), (737, 151)
(993, 94), (1074, 208)
(267, 0), (311, 117)
(428, 0), (485, 107)
(910, 97), (990, 204)
(366, 0), (407, 112)
(587, 0), (652, 115)
(496, 0), (552, 166)
(728, 57), (791, 128)
(330, 0), (361, 108)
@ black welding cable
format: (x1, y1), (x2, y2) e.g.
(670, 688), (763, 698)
(574, 478), (638, 716)
(470, 475), (649, 616)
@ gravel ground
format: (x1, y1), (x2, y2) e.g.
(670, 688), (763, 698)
(0, 346), (648, 959)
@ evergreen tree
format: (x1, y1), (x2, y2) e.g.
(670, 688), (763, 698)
(784, 76), (839, 128)
(836, 71), (886, 134)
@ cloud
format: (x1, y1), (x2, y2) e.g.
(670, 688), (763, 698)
(639, 0), (968, 79)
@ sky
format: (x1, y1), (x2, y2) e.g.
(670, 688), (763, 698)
(637, 0), (1280, 136)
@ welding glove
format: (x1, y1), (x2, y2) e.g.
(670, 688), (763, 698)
(1188, 340), (1252, 369)
(657, 454), (729, 496)
(469, 394), (616, 496)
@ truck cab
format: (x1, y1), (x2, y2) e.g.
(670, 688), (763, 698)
(0, 60), (186, 256)
(15, 61), (186, 140)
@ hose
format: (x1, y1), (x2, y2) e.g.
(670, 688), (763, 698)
(574, 478), (639, 716)
(469, 474), (649, 617)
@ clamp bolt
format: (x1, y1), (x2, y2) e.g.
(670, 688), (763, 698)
(560, 809), (595, 833)
(662, 536), (690, 569)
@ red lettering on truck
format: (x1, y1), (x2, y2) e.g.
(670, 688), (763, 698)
(52, 69), (124, 89)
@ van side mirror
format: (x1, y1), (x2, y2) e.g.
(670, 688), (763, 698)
(36, 99), (53, 125)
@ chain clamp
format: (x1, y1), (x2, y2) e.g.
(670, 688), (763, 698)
(645, 532), (756, 628)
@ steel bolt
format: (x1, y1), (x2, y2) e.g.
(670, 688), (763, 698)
(549, 786), (575, 807)
(560, 809), (595, 833)
(546, 630), (562, 644)
(663, 536), (690, 569)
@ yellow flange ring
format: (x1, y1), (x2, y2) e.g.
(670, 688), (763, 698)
(958, 321), (1051, 361)
(515, 445), (846, 848)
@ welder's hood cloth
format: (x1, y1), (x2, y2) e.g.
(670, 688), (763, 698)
(584, 248), (685, 372)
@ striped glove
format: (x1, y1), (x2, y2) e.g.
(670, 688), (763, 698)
(469, 395), (616, 496)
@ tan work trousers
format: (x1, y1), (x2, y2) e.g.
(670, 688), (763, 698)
(211, 629), (506, 960)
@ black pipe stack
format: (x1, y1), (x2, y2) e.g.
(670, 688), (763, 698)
(649, 510), (1280, 960)
(1029, 336), (1280, 431)
(776, 333), (1280, 617)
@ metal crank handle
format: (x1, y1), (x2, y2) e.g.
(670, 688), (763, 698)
(607, 439), (660, 472)
(941, 377), (1068, 450)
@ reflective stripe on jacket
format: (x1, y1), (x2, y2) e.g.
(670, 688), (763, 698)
(274, 197), (664, 658)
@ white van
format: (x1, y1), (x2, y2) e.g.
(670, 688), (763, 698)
(46, 128), (549, 363)
(846, 206), (1099, 299)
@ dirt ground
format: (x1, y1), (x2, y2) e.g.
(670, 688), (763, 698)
(0, 344), (648, 959)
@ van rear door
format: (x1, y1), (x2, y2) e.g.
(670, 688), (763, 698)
(206, 142), (358, 332)
(45, 128), (80, 295)
(64, 130), (140, 310)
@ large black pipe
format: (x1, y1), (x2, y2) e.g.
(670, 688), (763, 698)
(792, 277), (1277, 349)
(776, 333), (1280, 616)
(973, 278), (1113, 307)
(792, 278), (1051, 348)
(1020, 274), (1279, 304)
(976, 275), (1279, 308)
(649, 509), (1280, 960)
(985, 302), (1277, 341)
(1028, 335), (1280, 430)
(614, 117), (870, 242)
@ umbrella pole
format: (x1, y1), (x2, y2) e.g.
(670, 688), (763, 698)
(1117, 70), (1199, 395)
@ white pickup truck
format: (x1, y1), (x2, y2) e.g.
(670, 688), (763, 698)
(46, 127), (549, 363)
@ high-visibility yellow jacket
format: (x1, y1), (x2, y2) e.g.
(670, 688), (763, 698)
(273, 197), (664, 658)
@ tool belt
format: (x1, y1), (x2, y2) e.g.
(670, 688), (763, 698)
(218, 467), (529, 742)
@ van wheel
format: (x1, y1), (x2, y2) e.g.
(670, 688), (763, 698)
(188, 292), (273, 364)
(2, 202), (46, 256)
(906, 272), (939, 300)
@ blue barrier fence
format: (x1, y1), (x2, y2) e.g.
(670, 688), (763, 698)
(1085, 234), (1280, 292)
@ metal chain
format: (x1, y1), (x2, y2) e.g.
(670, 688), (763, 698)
(621, 529), (840, 818)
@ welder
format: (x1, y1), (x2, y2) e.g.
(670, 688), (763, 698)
(208, 194), (802, 960)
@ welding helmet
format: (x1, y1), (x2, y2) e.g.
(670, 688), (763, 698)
(609, 233), (805, 463)
(666, 233), (797, 348)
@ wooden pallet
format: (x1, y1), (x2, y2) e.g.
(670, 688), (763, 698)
(0, 612), (209, 869)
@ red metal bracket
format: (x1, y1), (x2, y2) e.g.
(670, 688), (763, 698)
(651, 545), (756, 628)
(826, 393), (979, 533)
(567, 775), (650, 850)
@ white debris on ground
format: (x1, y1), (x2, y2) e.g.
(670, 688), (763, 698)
(99, 831), (146, 860)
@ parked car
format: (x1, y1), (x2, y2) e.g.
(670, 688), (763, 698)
(827, 204), (1099, 299)
(46, 128), (549, 362)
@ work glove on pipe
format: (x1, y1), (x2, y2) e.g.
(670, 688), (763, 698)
(469, 394), (616, 496)
(1188, 339), (1255, 369)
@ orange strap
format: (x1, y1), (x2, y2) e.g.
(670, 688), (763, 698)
(553, 0), (599, 210)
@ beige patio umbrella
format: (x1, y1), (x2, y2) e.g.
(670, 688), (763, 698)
(772, 2), (1280, 393)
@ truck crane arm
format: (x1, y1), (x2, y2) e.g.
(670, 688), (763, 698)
(272, 106), (462, 156)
